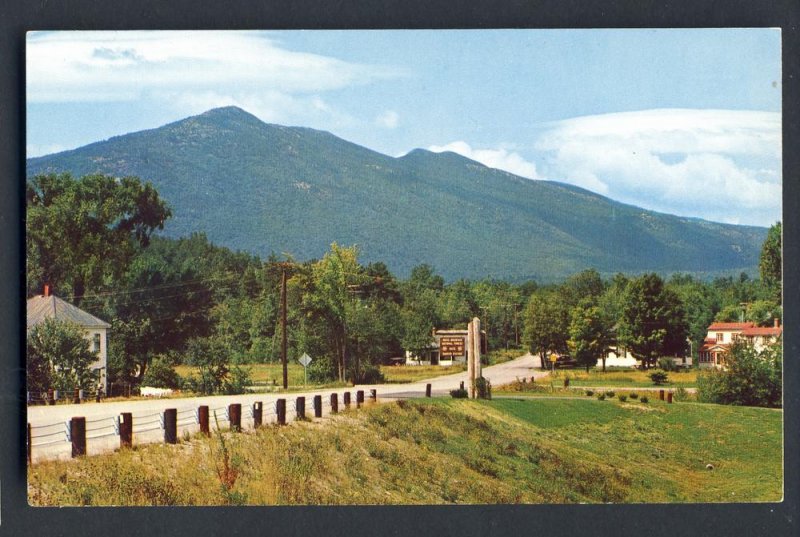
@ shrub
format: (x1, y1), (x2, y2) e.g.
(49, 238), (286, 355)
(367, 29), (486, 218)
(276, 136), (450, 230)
(657, 357), (679, 372)
(640, 396), (649, 403)
(618, 394), (628, 402)
(585, 389), (594, 397)
(673, 386), (690, 402)
(697, 340), (781, 407)
(475, 376), (492, 400)
(605, 391), (615, 398)
(357, 365), (386, 385)
(649, 371), (669, 386)
(450, 387), (468, 398)
(628, 392), (639, 399)
(142, 356), (182, 389)
(223, 365), (252, 395)
(597, 393), (606, 401)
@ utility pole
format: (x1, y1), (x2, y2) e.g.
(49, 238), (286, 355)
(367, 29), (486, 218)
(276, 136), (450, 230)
(280, 267), (288, 389)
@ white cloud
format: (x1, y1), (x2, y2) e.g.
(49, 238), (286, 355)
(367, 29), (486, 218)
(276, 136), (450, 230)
(533, 109), (781, 226)
(427, 141), (540, 180)
(376, 110), (399, 129)
(27, 31), (403, 103)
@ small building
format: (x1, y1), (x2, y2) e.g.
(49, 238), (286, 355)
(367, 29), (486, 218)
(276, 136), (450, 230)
(27, 287), (111, 391)
(698, 319), (782, 368)
(405, 327), (487, 366)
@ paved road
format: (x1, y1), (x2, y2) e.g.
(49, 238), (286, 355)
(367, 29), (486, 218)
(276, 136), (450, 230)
(27, 353), (544, 462)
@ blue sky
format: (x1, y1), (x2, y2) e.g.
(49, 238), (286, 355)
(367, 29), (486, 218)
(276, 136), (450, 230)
(27, 29), (782, 226)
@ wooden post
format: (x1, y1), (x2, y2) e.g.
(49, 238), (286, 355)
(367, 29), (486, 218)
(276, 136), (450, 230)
(47, 388), (54, 406)
(473, 317), (482, 385)
(313, 395), (322, 418)
(164, 408), (177, 444)
(229, 403), (242, 432)
(281, 268), (288, 389)
(356, 390), (364, 407)
(426, 384), (432, 398)
(198, 405), (210, 436)
(467, 321), (475, 398)
(667, 392), (673, 404)
(27, 423), (32, 466)
(73, 388), (80, 404)
(659, 389), (665, 401)
(253, 402), (263, 429)
(330, 393), (339, 414)
(277, 398), (287, 425)
(370, 389), (377, 402)
(119, 412), (132, 449)
(343, 392), (351, 408)
(296, 397), (306, 420)
(70, 417), (86, 457)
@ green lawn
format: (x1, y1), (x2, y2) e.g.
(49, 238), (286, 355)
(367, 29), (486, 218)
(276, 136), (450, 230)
(553, 368), (699, 388)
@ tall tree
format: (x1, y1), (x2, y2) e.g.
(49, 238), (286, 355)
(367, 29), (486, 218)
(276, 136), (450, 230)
(26, 173), (171, 304)
(522, 291), (569, 368)
(619, 274), (688, 369)
(27, 319), (98, 392)
(569, 300), (614, 372)
(759, 222), (782, 303)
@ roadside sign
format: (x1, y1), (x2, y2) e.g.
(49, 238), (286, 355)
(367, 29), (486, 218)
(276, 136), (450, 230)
(298, 353), (312, 367)
(549, 354), (558, 363)
(439, 336), (466, 357)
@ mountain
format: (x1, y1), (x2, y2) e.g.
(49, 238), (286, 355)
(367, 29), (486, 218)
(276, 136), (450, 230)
(26, 106), (768, 282)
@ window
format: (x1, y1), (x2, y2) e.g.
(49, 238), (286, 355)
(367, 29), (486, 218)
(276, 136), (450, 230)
(92, 333), (101, 354)
(716, 332), (724, 342)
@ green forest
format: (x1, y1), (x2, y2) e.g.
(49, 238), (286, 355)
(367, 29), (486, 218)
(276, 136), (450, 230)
(26, 173), (782, 398)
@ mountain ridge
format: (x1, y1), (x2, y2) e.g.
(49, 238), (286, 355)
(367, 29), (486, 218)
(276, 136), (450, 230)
(27, 106), (767, 282)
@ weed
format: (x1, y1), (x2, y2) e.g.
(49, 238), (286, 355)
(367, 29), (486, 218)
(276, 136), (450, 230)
(618, 394), (628, 402)
(640, 396), (649, 403)
(597, 393), (606, 401)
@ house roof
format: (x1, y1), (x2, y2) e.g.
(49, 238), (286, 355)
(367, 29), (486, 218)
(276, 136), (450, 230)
(700, 342), (728, 352)
(741, 326), (782, 337)
(707, 322), (755, 331)
(27, 294), (111, 331)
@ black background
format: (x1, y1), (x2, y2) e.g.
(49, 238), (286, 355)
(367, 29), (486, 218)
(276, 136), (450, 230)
(1, 1), (797, 536)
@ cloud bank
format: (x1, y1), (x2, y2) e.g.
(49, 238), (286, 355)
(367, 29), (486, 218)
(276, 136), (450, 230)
(427, 141), (541, 180)
(533, 109), (781, 226)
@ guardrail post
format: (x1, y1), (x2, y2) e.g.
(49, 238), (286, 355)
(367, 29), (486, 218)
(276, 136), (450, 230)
(253, 402), (263, 429)
(277, 398), (287, 425)
(343, 392), (351, 408)
(198, 405), (210, 436)
(54, 390), (60, 404)
(229, 403), (242, 432)
(73, 388), (80, 404)
(296, 397), (306, 420)
(47, 388), (54, 405)
(70, 417), (86, 457)
(667, 392), (673, 404)
(330, 393), (338, 414)
(426, 384), (432, 397)
(27, 423), (32, 466)
(120, 412), (132, 448)
(313, 395), (322, 418)
(659, 389), (665, 401)
(356, 390), (364, 408)
(164, 408), (177, 444)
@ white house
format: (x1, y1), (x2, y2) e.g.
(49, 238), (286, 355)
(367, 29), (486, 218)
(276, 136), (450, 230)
(27, 287), (111, 391)
(698, 319), (782, 369)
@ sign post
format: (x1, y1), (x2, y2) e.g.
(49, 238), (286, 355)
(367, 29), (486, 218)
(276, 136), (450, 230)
(549, 353), (558, 374)
(298, 353), (312, 385)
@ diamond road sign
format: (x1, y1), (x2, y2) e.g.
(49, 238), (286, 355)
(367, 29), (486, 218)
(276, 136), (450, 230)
(298, 353), (312, 367)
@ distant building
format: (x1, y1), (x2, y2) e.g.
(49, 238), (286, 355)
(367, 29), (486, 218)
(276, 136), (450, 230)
(597, 346), (692, 369)
(27, 286), (111, 391)
(698, 319), (782, 368)
(405, 327), (487, 366)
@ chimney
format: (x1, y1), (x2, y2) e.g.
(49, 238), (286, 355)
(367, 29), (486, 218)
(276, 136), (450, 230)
(44, 284), (50, 297)
(774, 317), (780, 329)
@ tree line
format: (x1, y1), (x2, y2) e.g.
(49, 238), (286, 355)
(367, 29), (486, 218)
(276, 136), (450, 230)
(26, 173), (782, 394)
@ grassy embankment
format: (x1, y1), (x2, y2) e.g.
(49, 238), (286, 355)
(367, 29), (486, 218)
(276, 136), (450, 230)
(551, 368), (699, 388)
(28, 396), (781, 506)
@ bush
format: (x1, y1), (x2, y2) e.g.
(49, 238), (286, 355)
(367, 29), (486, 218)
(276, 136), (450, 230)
(605, 391), (615, 398)
(673, 386), (690, 402)
(475, 376), (492, 400)
(357, 365), (386, 384)
(628, 392), (639, 399)
(585, 389), (594, 397)
(649, 371), (669, 386)
(450, 387), (468, 398)
(657, 357), (679, 372)
(141, 356), (182, 389)
(223, 365), (252, 395)
(640, 396), (649, 403)
(597, 393), (606, 401)
(697, 340), (781, 408)
(618, 394), (628, 402)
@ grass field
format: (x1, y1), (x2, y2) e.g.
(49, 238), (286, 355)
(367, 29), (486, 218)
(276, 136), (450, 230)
(552, 368), (699, 388)
(28, 397), (781, 506)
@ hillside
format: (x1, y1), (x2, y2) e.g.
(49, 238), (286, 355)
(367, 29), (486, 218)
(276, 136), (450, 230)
(28, 398), (782, 505)
(26, 106), (768, 282)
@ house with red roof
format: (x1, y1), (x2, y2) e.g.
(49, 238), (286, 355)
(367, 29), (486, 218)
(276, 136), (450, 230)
(698, 319), (782, 368)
